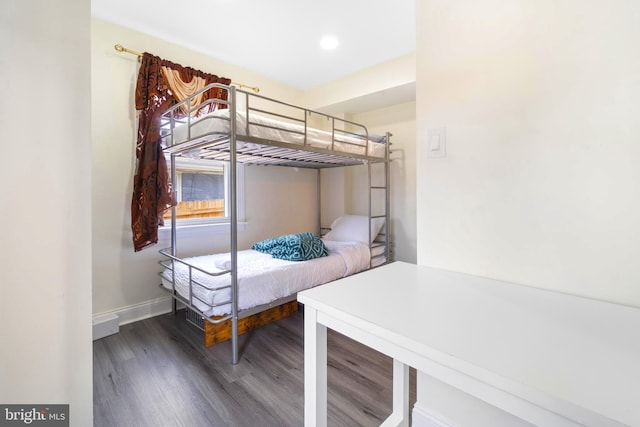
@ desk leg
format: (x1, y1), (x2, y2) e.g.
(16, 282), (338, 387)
(381, 359), (410, 427)
(393, 359), (410, 426)
(304, 306), (327, 427)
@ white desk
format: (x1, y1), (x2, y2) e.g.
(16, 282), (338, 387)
(297, 262), (640, 427)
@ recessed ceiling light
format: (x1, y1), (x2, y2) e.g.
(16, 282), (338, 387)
(320, 35), (339, 50)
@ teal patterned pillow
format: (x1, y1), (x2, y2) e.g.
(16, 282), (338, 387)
(252, 232), (328, 261)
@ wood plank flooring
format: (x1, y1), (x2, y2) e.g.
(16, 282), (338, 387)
(93, 306), (416, 427)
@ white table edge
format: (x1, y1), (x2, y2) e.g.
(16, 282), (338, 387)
(298, 269), (629, 427)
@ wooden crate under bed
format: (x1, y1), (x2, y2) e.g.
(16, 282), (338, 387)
(186, 300), (300, 347)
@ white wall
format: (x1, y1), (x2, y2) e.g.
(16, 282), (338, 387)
(91, 19), (317, 316)
(0, 1), (93, 425)
(320, 168), (347, 228)
(416, 0), (640, 307)
(305, 53), (416, 112)
(415, 1), (640, 425)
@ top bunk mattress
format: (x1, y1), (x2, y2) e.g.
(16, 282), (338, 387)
(165, 109), (387, 159)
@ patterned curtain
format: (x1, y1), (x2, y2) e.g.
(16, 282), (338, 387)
(131, 52), (231, 251)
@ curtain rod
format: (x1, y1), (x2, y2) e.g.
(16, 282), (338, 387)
(114, 44), (260, 93)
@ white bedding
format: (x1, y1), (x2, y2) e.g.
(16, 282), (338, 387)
(161, 240), (375, 317)
(169, 109), (387, 158)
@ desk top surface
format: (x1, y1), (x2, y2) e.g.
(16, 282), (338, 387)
(298, 262), (640, 427)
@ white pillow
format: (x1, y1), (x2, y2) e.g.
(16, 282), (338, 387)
(323, 214), (385, 244)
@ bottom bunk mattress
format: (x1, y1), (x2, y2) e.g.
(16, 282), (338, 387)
(160, 239), (376, 317)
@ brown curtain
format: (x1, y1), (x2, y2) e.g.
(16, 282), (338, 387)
(131, 52), (231, 251)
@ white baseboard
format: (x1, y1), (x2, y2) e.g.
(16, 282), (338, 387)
(92, 296), (173, 340)
(412, 405), (454, 427)
(115, 296), (174, 325)
(92, 313), (119, 340)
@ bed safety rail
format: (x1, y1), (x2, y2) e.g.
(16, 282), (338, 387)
(159, 83), (386, 167)
(158, 247), (234, 325)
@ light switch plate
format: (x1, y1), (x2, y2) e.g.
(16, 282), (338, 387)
(427, 128), (446, 158)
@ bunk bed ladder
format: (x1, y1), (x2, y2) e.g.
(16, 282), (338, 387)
(368, 132), (392, 265)
(384, 132), (391, 262)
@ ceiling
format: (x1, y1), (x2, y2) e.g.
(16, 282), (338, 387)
(92, 0), (416, 90)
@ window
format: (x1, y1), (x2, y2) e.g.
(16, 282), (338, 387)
(163, 157), (244, 226)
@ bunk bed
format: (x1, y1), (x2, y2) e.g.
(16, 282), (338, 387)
(158, 83), (391, 364)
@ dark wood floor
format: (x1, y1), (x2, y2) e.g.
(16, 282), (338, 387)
(93, 306), (416, 427)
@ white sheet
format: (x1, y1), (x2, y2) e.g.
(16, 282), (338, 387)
(169, 109), (387, 158)
(160, 240), (374, 317)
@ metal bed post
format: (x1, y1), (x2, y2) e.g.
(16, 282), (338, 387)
(317, 169), (322, 236)
(170, 150), (178, 315)
(368, 162), (373, 267)
(229, 86), (240, 365)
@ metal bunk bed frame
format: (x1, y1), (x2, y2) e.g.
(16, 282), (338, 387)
(158, 83), (391, 364)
